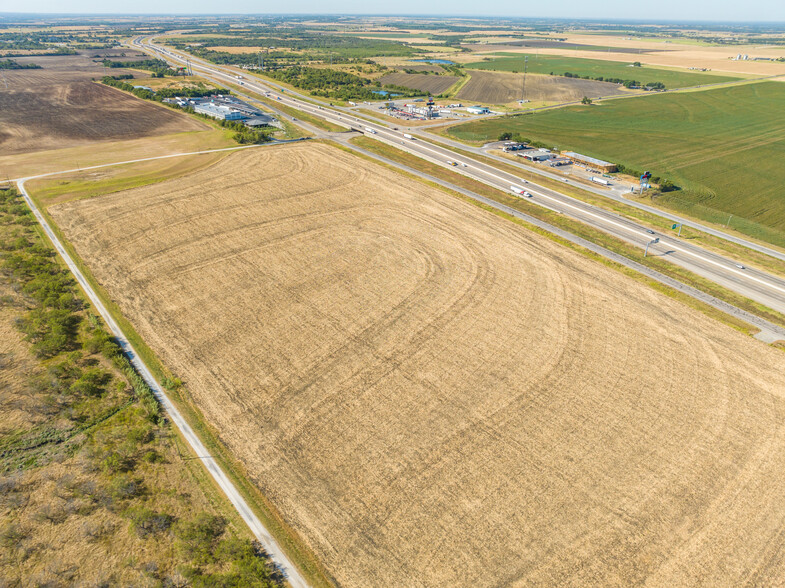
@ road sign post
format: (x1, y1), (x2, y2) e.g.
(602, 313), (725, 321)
(644, 237), (659, 257)
(671, 222), (683, 237)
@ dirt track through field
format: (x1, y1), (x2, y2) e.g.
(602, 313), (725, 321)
(458, 70), (620, 104)
(51, 142), (785, 587)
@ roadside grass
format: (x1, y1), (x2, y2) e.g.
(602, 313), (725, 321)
(464, 54), (742, 88)
(424, 140), (785, 277)
(25, 168), (335, 588)
(25, 151), (232, 207)
(0, 129), (236, 180)
(443, 81), (785, 248)
(348, 135), (785, 334)
(254, 95), (346, 133)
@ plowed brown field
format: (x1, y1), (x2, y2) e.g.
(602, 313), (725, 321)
(50, 142), (785, 587)
(378, 72), (459, 94)
(0, 69), (207, 155)
(458, 70), (621, 104)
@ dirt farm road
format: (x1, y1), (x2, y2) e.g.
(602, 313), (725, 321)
(13, 144), (310, 588)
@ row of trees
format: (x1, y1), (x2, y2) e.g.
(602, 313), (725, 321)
(0, 187), (280, 586)
(0, 59), (42, 70)
(264, 65), (419, 100)
(559, 71), (666, 90)
(102, 58), (177, 77)
(99, 77), (270, 144)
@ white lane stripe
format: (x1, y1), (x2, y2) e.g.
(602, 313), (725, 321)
(149, 41), (785, 299)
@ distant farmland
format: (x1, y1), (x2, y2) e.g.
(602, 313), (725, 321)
(378, 72), (459, 94)
(465, 54), (741, 89)
(447, 81), (785, 246)
(0, 68), (207, 155)
(456, 70), (622, 104)
(52, 142), (785, 587)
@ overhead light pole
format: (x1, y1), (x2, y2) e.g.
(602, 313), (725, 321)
(644, 237), (659, 257)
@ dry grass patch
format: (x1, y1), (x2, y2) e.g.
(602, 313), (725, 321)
(50, 142), (785, 587)
(458, 70), (623, 104)
(378, 72), (459, 94)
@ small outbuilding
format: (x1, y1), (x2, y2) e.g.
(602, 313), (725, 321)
(562, 151), (617, 173)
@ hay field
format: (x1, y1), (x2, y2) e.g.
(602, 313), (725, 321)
(378, 72), (459, 94)
(457, 70), (620, 104)
(0, 69), (207, 155)
(51, 142), (785, 587)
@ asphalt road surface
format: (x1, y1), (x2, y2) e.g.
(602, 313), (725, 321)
(134, 37), (785, 319)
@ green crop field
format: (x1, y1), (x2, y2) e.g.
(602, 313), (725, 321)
(464, 54), (741, 89)
(447, 81), (785, 247)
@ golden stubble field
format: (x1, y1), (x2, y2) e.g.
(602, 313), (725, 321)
(50, 142), (785, 587)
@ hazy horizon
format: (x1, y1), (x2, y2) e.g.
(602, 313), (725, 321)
(1, 2), (784, 24)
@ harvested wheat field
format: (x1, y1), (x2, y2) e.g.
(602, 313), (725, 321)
(0, 69), (207, 155)
(458, 70), (622, 104)
(378, 72), (459, 94)
(50, 142), (785, 587)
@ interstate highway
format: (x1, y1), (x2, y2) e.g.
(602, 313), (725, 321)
(133, 37), (785, 318)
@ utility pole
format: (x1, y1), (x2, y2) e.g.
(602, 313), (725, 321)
(521, 56), (528, 103)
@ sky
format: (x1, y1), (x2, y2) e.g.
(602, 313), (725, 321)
(0, 0), (784, 23)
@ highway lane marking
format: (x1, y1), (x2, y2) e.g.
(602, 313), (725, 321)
(145, 40), (785, 299)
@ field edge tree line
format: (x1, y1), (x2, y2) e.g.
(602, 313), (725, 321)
(0, 187), (282, 586)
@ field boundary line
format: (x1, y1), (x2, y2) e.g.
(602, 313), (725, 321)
(337, 138), (785, 344)
(16, 166), (310, 588)
(421, 133), (785, 263)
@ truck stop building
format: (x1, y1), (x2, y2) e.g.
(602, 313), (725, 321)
(194, 103), (246, 121)
(562, 151), (617, 173)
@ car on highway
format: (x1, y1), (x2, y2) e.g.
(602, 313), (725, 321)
(736, 264), (746, 269)
(646, 229), (655, 235)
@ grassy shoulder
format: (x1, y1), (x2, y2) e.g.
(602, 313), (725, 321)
(441, 82), (785, 249)
(0, 128), (237, 181)
(26, 151), (233, 208)
(424, 135), (785, 277)
(258, 95), (347, 134)
(0, 188), (283, 586)
(348, 135), (784, 335)
(24, 172), (334, 587)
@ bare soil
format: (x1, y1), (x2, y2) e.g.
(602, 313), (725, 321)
(0, 53), (208, 155)
(378, 72), (459, 95)
(457, 70), (622, 104)
(51, 142), (785, 588)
